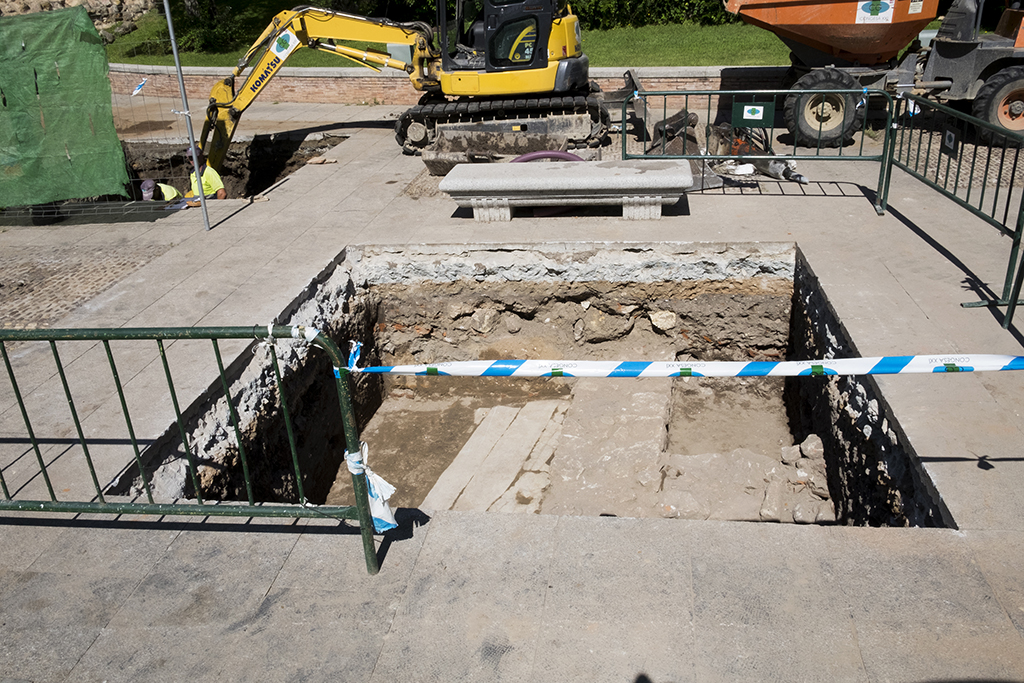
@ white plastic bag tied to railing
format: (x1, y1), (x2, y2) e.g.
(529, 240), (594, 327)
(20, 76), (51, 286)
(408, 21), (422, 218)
(346, 441), (397, 533)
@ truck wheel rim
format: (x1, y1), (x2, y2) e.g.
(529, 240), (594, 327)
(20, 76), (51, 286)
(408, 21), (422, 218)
(997, 87), (1024, 131)
(802, 94), (844, 133)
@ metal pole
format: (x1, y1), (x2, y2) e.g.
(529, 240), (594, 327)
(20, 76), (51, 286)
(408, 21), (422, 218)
(161, 0), (211, 231)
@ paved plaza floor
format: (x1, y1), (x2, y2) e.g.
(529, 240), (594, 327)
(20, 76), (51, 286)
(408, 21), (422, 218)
(1, 102), (1022, 682)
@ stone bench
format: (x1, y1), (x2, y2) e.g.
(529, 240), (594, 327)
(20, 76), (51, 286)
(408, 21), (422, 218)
(438, 159), (693, 222)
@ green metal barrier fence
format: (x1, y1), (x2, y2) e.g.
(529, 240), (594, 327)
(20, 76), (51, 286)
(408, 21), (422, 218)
(0, 325), (379, 575)
(621, 88), (895, 215)
(889, 94), (1024, 329)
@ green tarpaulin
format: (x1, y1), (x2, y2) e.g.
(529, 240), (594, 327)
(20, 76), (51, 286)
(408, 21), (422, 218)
(0, 6), (129, 207)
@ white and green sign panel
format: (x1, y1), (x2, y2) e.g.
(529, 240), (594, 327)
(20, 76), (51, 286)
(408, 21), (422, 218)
(732, 101), (776, 128)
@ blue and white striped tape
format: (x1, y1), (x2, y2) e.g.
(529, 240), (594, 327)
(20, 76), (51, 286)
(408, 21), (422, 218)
(351, 354), (1024, 378)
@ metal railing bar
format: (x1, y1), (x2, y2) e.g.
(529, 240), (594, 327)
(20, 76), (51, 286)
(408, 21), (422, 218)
(940, 112), (953, 192)
(911, 109), (926, 173)
(1003, 211), (1024, 325)
(704, 94), (712, 152)
(658, 94), (673, 154)
(989, 138), (1009, 221)
(1002, 228), (1024, 306)
(621, 88), (893, 161)
(857, 98), (869, 157)
(0, 436), (156, 446)
(157, 338), (204, 505)
(891, 156), (1010, 232)
(266, 325), (378, 575)
(212, 338), (255, 506)
(965, 130), (979, 207)
(876, 103), (895, 213)
(999, 149), (1020, 229)
(103, 340), (154, 504)
(1, 340), (55, 501)
(978, 132), (993, 215)
(923, 117), (937, 187)
(893, 98), (906, 160)
(49, 341), (105, 504)
(899, 100), (912, 165)
(951, 121), (965, 198)
(0, 458), (8, 500)
(269, 344), (306, 505)
(0, 498), (361, 519)
(0, 326), (380, 574)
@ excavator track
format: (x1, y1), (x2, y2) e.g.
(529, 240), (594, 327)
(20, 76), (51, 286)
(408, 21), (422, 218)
(394, 93), (610, 155)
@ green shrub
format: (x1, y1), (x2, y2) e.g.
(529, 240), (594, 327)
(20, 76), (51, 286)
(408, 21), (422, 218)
(570, 0), (735, 30)
(174, 5), (257, 51)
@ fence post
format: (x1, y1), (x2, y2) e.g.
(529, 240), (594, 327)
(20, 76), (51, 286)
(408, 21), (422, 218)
(279, 326), (380, 575)
(1000, 205), (1024, 329)
(875, 94), (897, 215)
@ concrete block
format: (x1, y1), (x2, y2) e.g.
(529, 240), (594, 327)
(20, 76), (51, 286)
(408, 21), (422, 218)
(439, 159), (693, 221)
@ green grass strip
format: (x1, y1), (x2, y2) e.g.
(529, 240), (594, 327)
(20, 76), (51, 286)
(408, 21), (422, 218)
(106, 14), (791, 68)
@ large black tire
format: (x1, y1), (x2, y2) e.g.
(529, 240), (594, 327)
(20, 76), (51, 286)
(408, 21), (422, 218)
(973, 66), (1024, 146)
(784, 68), (863, 148)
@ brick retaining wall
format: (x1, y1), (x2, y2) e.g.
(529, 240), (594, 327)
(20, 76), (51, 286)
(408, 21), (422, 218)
(109, 64), (789, 107)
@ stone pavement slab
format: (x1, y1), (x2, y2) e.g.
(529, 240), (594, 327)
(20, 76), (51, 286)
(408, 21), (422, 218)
(453, 400), (562, 512)
(421, 405), (519, 512)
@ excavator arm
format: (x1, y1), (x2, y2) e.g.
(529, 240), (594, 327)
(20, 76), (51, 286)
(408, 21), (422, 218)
(199, 6), (440, 170)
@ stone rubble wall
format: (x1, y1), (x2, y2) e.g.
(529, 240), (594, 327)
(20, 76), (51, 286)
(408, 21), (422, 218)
(785, 249), (950, 527)
(0, 0), (156, 32)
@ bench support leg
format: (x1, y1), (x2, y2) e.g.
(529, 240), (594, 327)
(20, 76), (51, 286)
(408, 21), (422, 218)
(622, 196), (662, 220)
(471, 198), (512, 222)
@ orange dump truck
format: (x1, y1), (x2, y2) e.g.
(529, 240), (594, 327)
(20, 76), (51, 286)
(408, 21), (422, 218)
(725, 0), (1024, 145)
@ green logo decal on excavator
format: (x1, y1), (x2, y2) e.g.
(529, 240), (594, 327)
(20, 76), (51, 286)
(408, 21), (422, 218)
(276, 35), (292, 52)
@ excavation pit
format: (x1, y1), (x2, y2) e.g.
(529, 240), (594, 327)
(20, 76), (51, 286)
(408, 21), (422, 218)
(121, 134), (347, 200)
(134, 242), (948, 528)
(0, 134), (345, 223)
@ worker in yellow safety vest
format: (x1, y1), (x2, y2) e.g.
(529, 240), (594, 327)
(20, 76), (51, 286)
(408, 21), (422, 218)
(141, 179), (182, 202)
(184, 149), (227, 206)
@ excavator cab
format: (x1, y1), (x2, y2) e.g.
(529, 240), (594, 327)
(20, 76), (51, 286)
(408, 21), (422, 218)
(440, 0), (554, 73)
(433, 0), (588, 98)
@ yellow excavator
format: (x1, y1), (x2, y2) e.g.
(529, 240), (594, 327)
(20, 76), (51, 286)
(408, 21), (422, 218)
(199, 2), (608, 170)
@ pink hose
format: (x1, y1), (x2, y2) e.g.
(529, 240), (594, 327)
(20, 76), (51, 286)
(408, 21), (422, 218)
(510, 150), (584, 163)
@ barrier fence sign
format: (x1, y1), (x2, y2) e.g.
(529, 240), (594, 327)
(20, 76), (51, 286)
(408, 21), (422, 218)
(732, 101), (776, 127)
